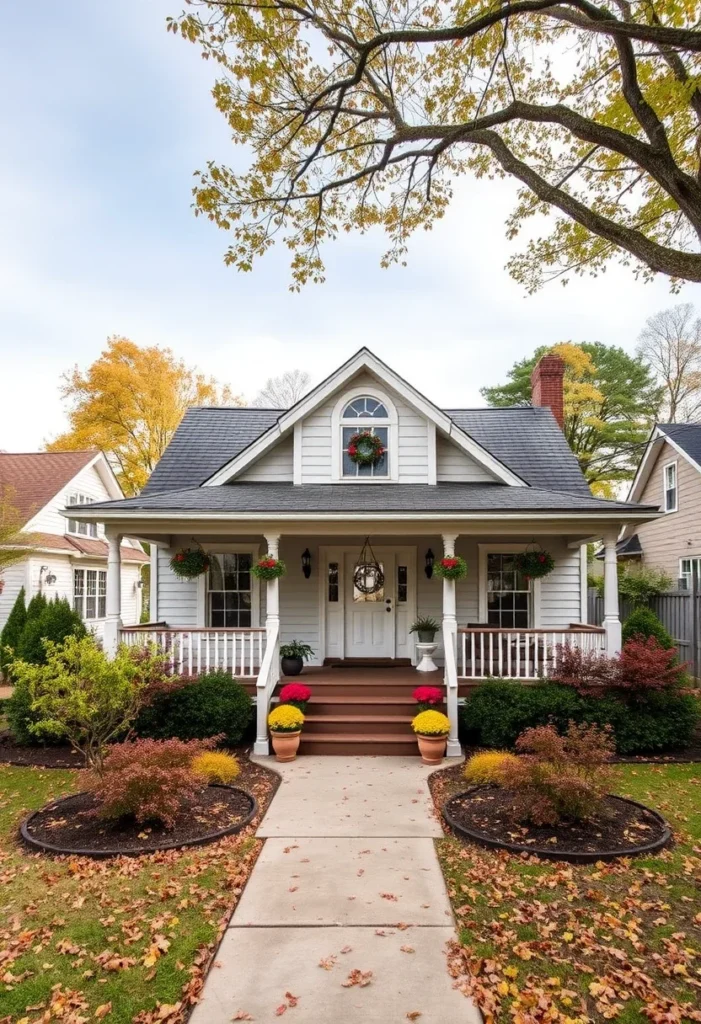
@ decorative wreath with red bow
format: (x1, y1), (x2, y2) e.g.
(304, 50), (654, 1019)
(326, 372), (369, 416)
(347, 431), (386, 466)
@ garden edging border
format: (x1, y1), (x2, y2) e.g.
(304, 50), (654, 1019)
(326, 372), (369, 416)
(443, 787), (672, 863)
(20, 784), (258, 859)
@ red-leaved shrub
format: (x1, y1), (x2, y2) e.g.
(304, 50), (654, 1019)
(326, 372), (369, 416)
(87, 737), (216, 828)
(499, 721), (615, 826)
(553, 637), (685, 695)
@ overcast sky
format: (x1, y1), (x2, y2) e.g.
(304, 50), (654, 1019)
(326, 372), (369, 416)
(1, 0), (699, 452)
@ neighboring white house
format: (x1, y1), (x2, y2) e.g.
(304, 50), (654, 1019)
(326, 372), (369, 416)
(65, 349), (660, 756)
(0, 450), (148, 638)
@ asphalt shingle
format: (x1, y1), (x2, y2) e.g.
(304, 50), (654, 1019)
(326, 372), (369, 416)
(657, 423), (701, 467)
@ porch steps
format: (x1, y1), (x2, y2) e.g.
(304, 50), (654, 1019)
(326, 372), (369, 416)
(306, 695), (437, 718)
(299, 732), (418, 756)
(303, 713), (413, 735)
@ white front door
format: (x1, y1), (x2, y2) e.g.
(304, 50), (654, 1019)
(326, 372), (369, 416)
(344, 551), (394, 658)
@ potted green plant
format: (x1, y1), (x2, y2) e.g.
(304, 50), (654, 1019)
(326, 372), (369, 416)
(409, 616), (440, 643)
(280, 640), (315, 676)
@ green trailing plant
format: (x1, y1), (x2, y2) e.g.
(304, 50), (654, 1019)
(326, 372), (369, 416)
(16, 597), (86, 666)
(279, 641), (314, 661)
(0, 587), (26, 673)
(251, 555), (286, 580)
(462, 679), (699, 755)
(514, 547), (556, 581)
(9, 636), (157, 770)
(134, 671), (253, 745)
(622, 608), (675, 650)
(433, 555), (468, 581)
(170, 547), (210, 579)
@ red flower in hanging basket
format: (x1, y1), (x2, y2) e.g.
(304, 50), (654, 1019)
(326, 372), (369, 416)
(441, 557), (459, 569)
(251, 555), (287, 580)
(170, 547), (210, 579)
(434, 555), (468, 580)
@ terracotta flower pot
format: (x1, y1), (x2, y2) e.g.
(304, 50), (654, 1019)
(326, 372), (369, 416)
(416, 733), (447, 765)
(271, 730), (302, 762)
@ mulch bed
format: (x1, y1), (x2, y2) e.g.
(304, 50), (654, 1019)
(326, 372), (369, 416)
(442, 784), (671, 862)
(22, 785), (257, 857)
(0, 733), (85, 768)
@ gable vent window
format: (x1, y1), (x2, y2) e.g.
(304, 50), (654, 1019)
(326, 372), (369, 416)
(341, 396), (389, 478)
(663, 462), (678, 512)
(67, 494), (98, 538)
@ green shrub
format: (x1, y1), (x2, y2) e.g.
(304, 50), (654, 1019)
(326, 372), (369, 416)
(462, 679), (700, 755)
(25, 591), (48, 622)
(622, 608), (675, 650)
(134, 671), (253, 745)
(0, 587), (26, 673)
(17, 597), (86, 665)
(5, 677), (39, 745)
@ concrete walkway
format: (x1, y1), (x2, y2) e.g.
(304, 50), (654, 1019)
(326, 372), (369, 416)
(190, 756), (479, 1024)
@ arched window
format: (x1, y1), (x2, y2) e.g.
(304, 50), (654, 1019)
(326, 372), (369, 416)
(340, 394), (391, 478)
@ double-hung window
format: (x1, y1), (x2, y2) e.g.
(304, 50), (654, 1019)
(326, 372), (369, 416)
(486, 552), (531, 629)
(207, 553), (253, 627)
(679, 556), (701, 590)
(663, 462), (678, 512)
(73, 568), (106, 620)
(67, 493), (98, 538)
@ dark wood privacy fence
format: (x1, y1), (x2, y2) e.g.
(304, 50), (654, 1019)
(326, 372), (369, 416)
(587, 587), (701, 683)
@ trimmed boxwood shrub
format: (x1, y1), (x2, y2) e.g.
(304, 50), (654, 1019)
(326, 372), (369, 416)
(622, 608), (675, 650)
(462, 679), (699, 755)
(134, 671), (253, 745)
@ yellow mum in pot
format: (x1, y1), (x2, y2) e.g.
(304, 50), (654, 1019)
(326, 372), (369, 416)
(412, 710), (450, 736)
(268, 703), (305, 732)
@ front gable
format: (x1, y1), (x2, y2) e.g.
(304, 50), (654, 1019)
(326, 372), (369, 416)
(24, 454), (124, 538)
(205, 349), (524, 488)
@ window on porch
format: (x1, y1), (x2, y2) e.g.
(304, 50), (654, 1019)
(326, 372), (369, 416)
(486, 552), (531, 628)
(207, 553), (253, 627)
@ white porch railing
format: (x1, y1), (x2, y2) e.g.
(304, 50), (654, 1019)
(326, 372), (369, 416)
(120, 626), (266, 677)
(458, 625), (606, 680)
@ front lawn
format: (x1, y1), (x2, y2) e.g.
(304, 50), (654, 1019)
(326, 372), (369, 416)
(436, 764), (701, 1024)
(0, 765), (269, 1024)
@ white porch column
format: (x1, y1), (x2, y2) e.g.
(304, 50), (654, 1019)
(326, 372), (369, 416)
(254, 533), (282, 756)
(441, 533), (462, 757)
(104, 530), (123, 658)
(602, 531), (622, 656)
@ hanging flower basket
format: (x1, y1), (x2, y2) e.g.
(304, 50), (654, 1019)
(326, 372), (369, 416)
(251, 555), (287, 581)
(347, 431), (385, 467)
(170, 547), (210, 579)
(433, 555), (468, 581)
(514, 547), (556, 581)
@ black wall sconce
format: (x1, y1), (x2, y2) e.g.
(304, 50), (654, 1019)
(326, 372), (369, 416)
(424, 548), (434, 579)
(302, 548), (312, 579)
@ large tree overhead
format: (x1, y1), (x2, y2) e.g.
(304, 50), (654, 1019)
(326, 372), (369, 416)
(49, 337), (240, 495)
(481, 342), (662, 492)
(170, 0), (701, 290)
(636, 304), (701, 421)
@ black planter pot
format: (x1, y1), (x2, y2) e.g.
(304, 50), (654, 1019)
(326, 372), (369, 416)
(281, 656), (304, 677)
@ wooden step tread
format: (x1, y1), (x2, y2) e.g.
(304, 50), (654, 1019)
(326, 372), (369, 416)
(307, 695), (418, 705)
(300, 732), (416, 744)
(304, 714), (412, 724)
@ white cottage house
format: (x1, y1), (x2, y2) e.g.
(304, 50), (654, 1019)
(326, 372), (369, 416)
(64, 350), (659, 756)
(0, 450), (148, 638)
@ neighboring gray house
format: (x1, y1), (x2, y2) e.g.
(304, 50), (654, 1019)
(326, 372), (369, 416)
(621, 423), (701, 587)
(65, 349), (658, 756)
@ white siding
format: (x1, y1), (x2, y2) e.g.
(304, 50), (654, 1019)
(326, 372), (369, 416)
(436, 436), (497, 483)
(238, 434), (294, 482)
(0, 561), (30, 632)
(299, 371), (430, 483)
(539, 540), (582, 627)
(157, 547), (199, 627)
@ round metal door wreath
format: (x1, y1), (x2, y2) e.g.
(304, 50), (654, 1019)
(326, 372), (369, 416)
(347, 431), (386, 466)
(353, 536), (385, 595)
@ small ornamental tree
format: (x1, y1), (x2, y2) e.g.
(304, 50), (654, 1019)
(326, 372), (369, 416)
(10, 636), (162, 770)
(0, 587), (26, 673)
(87, 737), (216, 828)
(500, 722), (616, 826)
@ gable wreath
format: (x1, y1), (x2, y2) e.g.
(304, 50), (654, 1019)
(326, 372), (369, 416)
(347, 431), (385, 467)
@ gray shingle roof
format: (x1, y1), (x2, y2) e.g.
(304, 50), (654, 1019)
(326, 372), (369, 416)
(142, 404), (590, 496)
(446, 407), (589, 495)
(658, 423), (701, 468)
(86, 482), (655, 515)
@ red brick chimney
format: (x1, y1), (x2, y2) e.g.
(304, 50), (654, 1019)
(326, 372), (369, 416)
(531, 353), (565, 428)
